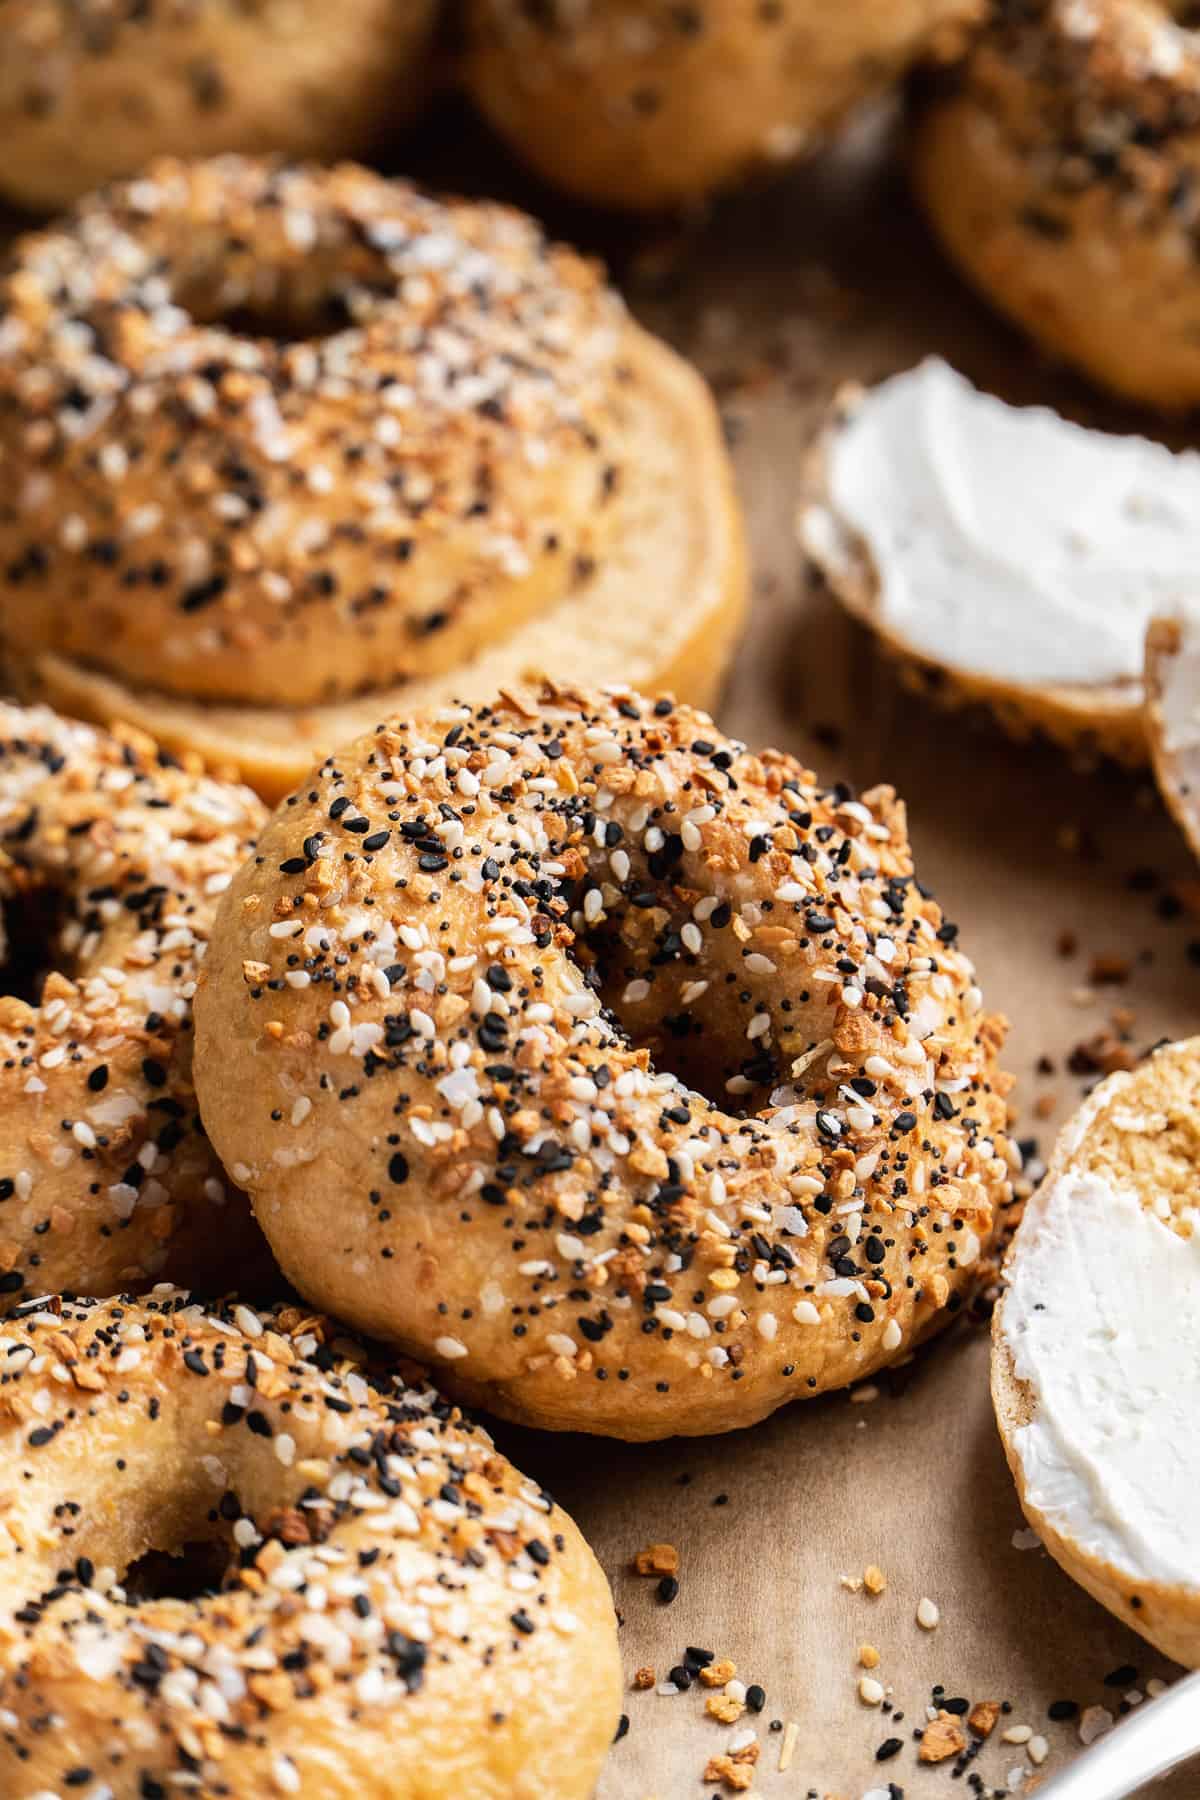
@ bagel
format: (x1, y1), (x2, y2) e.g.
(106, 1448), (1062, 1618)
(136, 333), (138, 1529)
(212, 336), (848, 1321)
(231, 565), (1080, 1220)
(911, 0), (1200, 412)
(0, 156), (745, 802)
(193, 683), (1016, 1441)
(0, 1288), (621, 1798)
(992, 1038), (1200, 1668)
(799, 357), (1200, 763)
(1146, 611), (1200, 857)
(0, 700), (269, 1300)
(464, 0), (978, 210)
(0, 0), (440, 213)
(464, 0), (983, 211)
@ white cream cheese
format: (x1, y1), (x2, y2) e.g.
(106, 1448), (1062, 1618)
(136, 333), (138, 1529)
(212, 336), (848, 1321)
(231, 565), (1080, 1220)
(1004, 1169), (1200, 1591)
(806, 357), (1200, 690)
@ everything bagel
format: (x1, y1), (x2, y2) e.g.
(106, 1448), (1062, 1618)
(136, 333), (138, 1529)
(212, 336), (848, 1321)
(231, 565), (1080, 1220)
(0, 1289), (621, 1798)
(0, 157), (745, 797)
(0, 700), (267, 1300)
(0, 0), (440, 212)
(911, 0), (1200, 411)
(195, 686), (1015, 1441)
(465, 0), (983, 210)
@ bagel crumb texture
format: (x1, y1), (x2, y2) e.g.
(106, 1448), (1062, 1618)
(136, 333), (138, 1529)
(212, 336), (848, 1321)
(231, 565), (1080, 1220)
(195, 684), (1016, 1440)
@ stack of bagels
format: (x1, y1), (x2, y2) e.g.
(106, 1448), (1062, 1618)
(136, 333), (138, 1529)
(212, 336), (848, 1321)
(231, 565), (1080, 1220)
(0, 1), (1197, 1796)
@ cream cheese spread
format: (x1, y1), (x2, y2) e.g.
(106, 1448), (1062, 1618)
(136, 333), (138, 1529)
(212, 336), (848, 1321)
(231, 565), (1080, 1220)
(806, 357), (1200, 690)
(1003, 1168), (1200, 1591)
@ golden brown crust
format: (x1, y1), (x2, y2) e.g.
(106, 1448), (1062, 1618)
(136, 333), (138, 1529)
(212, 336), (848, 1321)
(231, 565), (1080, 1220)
(194, 685), (1015, 1441)
(465, 0), (983, 210)
(0, 1290), (622, 1798)
(0, 700), (271, 1299)
(992, 1040), (1200, 1669)
(0, 0), (440, 212)
(911, 0), (1200, 411)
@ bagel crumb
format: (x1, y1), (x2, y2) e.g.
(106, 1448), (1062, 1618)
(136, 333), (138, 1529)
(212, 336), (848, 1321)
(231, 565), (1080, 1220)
(919, 1711), (967, 1763)
(699, 1660), (738, 1687)
(968, 1699), (1001, 1738)
(634, 1542), (680, 1577)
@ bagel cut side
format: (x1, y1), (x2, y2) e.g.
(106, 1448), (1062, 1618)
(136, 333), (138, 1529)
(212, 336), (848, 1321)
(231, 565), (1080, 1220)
(993, 1038), (1200, 1668)
(800, 358), (1200, 764)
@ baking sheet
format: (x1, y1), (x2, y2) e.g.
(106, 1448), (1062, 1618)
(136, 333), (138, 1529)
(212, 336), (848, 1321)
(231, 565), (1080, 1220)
(403, 101), (1200, 1798)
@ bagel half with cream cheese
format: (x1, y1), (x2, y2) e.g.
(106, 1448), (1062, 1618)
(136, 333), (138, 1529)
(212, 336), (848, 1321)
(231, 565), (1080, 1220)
(993, 1037), (1200, 1668)
(800, 357), (1200, 763)
(0, 157), (746, 802)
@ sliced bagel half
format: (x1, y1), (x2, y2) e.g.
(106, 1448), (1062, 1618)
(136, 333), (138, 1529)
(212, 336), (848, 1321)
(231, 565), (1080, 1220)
(993, 1038), (1200, 1668)
(799, 357), (1200, 764)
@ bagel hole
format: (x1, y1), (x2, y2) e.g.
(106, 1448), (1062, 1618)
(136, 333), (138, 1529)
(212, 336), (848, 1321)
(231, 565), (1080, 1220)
(172, 267), (357, 345)
(121, 1538), (231, 1605)
(0, 880), (68, 1008)
(576, 913), (773, 1115)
